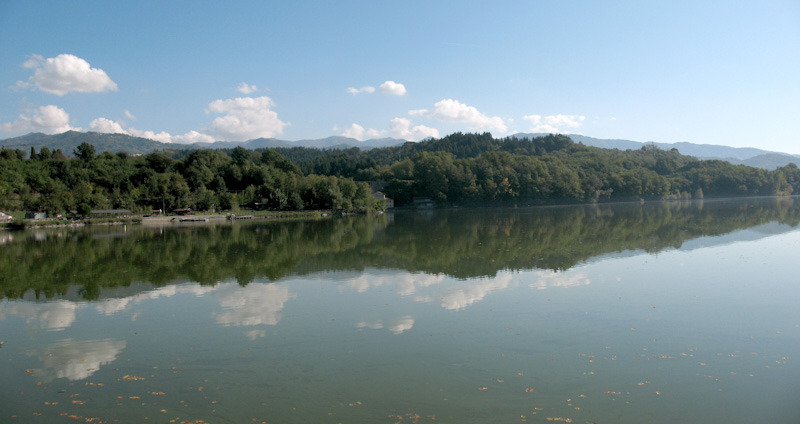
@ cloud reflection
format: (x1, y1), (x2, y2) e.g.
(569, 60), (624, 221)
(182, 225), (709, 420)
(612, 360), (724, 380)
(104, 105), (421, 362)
(34, 338), (126, 381)
(0, 300), (83, 331)
(344, 272), (445, 295)
(356, 318), (413, 334)
(528, 270), (591, 290)
(214, 283), (294, 327)
(433, 273), (513, 310)
(95, 284), (218, 316)
(387, 316), (414, 334)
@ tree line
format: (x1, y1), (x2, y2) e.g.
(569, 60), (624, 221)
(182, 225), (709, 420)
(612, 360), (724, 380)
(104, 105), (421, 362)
(0, 143), (381, 215)
(2, 133), (799, 215)
(274, 133), (800, 205)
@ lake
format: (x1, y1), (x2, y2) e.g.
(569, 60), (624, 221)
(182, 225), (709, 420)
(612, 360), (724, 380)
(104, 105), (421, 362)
(1, 197), (799, 423)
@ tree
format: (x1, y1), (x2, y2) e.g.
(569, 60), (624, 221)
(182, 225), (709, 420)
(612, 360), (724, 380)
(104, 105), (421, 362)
(74, 142), (96, 162)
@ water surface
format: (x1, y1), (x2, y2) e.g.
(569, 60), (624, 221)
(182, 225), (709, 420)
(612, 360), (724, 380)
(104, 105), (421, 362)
(1, 198), (798, 423)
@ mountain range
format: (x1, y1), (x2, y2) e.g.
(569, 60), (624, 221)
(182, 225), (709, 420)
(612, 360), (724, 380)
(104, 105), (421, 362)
(2, 131), (798, 169)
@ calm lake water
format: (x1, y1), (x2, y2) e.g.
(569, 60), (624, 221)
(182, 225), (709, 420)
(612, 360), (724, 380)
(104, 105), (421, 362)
(1, 197), (799, 423)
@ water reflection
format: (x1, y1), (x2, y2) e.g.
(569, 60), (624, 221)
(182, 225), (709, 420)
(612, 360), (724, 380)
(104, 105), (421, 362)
(34, 338), (126, 381)
(0, 300), (82, 331)
(0, 197), (798, 302)
(419, 273), (513, 310)
(214, 282), (294, 327)
(528, 270), (591, 290)
(95, 284), (217, 316)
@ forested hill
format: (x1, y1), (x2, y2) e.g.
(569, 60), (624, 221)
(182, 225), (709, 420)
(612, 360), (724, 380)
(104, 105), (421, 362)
(1, 133), (799, 215)
(273, 132), (800, 205)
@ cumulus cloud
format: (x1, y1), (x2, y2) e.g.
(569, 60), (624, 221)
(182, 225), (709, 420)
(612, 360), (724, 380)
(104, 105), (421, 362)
(237, 82), (258, 94)
(410, 99), (507, 133)
(347, 81), (406, 95)
(171, 130), (215, 144)
(206, 96), (288, 141)
(90, 117), (127, 134)
(341, 123), (366, 140)
(16, 54), (118, 96)
(379, 80), (407, 95)
(523, 114), (585, 133)
(88, 119), (215, 144)
(127, 127), (174, 143)
(347, 86), (375, 94)
(1, 105), (80, 134)
(341, 123), (386, 140)
(390, 117), (440, 141)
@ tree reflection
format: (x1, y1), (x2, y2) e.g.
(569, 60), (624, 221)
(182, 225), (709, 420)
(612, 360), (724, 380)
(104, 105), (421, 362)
(1, 197), (798, 300)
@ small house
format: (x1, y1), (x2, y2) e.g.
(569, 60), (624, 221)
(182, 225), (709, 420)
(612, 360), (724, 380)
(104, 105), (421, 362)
(372, 192), (394, 209)
(25, 212), (48, 220)
(413, 198), (434, 209)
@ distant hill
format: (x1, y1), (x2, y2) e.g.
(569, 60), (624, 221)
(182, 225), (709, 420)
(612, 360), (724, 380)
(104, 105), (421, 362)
(0, 131), (174, 155)
(1, 132), (408, 156)
(3, 131), (797, 169)
(511, 133), (800, 169)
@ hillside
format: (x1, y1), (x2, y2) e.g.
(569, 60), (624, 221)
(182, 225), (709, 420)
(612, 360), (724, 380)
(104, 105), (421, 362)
(0, 131), (175, 155)
(1, 132), (407, 156)
(2, 133), (800, 216)
(2, 131), (798, 169)
(512, 133), (799, 168)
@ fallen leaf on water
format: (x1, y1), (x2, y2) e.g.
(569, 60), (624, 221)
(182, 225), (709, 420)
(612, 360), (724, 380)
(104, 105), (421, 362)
(525, 388), (535, 393)
(477, 387), (488, 391)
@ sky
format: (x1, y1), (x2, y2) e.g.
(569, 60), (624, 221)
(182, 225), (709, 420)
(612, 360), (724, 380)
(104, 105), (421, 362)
(1, 1), (799, 153)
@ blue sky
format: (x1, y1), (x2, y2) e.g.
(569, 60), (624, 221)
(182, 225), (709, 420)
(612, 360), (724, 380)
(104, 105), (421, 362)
(1, 1), (799, 153)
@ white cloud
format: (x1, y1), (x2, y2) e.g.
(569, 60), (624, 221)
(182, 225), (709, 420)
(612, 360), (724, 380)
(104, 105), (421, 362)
(17, 54), (118, 96)
(342, 123), (366, 140)
(90, 117), (127, 134)
(237, 82), (258, 94)
(523, 114), (585, 133)
(172, 130), (215, 144)
(366, 128), (385, 138)
(347, 86), (375, 94)
(87, 119), (215, 144)
(206, 96), (288, 141)
(411, 99), (507, 133)
(379, 80), (407, 95)
(128, 127), (174, 143)
(124, 109), (136, 121)
(1, 105), (80, 134)
(390, 117), (440, 141)
(341, 123), (386, 140)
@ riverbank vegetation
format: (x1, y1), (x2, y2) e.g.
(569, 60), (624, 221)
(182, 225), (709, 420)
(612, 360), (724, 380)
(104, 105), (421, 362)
(1, 133), (798, 215)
